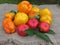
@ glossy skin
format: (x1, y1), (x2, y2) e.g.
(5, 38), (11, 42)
(28, 18), (39, 29)
(14, 12), (28, 26)
(40, 8), (52, 17)
(17, 24), (29, 36)
(5, 10), (16, 20)
(17, 1), (32, 14)
(39, 22), (50, 33)
(40, 15), (52, 24)
(40, 8), (52, 24)
(2, 18), (15, 34)
(31, 6), (40, 13)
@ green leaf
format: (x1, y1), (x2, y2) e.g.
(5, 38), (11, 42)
(10, 10), (17, 14)
(25, 28), (35, 36)
(35, 15), (40, 20)
(34, 12), (40, 20)
(25, 28), (53, 44)
(34, 30), (53, 44)
(47, 30), (56, 34)
(35, 28), (40, 31)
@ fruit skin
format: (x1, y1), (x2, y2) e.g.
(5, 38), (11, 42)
(28, 18), (39, 29)
(28, 11), (40, 19)
(39, 22), (50, 33)
(2, 18), (15, 34)
(28, 11), (36, 18)
(40, 8), (52, 17)
(14, 12), (28, 26)
(17, 24), (29, 36)
(40, 15), (52, 24)
(31, 6), (40, 13)
(17, 1), (32, 14)
(5, 10), (16, 20)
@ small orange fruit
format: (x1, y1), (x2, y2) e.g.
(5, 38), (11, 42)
(17, 1), (32, 14)
(28, 11), (36, 18)
(5, 10), (16, 19)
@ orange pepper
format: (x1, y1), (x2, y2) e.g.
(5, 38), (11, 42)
(2, 18), (15, 34)
(17, 1), (32, 14)
(5, 10), (16, 20)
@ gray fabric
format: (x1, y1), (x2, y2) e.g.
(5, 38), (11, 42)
(0, 4), (60, 45)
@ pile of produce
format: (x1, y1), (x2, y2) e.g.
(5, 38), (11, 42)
(2, 1), (55, 44)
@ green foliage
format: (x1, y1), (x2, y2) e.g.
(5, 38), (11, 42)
(47, 30), (56, 34)
(25, 28), (54, 44)
(0, 0), (57, 5)
(10, 10), (17, 14)
(34, 15), (40, 21)
(0, 0), (22, 4)
(34, 30), (53, 44)
(25, 28), (35, 36)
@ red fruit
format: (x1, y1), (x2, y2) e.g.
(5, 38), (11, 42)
(39, 22), (50, 33)
(28, 18), (39, 29)
(17, 24), (29, 36)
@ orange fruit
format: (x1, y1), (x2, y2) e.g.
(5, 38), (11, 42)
(28, 11), (40, 19)
(17, 1), (32, 13)
(5, 10), (16, 19)
(28, 11), (36, 18)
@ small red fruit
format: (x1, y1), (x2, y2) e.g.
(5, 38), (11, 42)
(28, 18), (39, 29)
(17, 24), (29, 36)
(39, 22), (50, 33)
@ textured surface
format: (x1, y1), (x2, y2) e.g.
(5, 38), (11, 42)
(0, 4), (60, 45)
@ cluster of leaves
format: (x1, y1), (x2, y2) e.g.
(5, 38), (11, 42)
(25, 28), (55, 44)
(0, 0), (22, 4)
(0, 0), (58, 5)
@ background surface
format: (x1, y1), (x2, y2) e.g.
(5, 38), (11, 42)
(0, 0), (58, 5)
(0, 4), (60, 45)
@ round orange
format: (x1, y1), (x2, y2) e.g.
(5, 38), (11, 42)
(17, 1), (32, 13)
